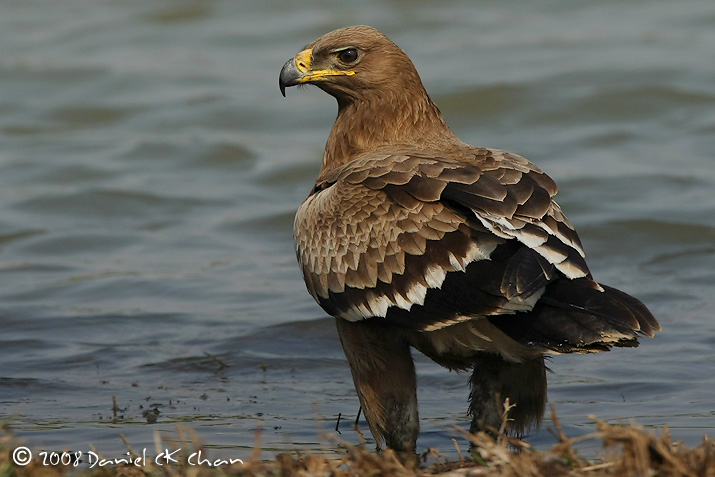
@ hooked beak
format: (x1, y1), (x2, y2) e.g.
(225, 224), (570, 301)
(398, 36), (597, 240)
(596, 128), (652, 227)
(278, 58), (295, 97)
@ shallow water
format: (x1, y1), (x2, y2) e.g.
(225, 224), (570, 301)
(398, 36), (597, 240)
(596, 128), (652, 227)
(1, 0), (714, 464)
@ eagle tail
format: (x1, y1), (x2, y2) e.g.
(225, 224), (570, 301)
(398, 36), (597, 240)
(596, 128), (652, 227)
(489, 278), (660, 353)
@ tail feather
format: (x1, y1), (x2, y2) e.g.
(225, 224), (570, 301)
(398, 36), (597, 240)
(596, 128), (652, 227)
(489, 278), (660, 353)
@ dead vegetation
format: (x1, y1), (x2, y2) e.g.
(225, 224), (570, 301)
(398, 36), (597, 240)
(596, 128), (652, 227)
(2, 405), (713, 477)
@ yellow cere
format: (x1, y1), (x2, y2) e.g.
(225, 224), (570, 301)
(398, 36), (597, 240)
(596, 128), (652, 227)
(294, 49), (313, 73)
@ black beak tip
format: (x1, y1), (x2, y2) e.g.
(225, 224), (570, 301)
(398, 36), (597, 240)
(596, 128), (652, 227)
(279, 58), (299, 98)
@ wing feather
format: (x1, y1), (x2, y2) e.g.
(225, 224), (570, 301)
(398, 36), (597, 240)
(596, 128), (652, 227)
(294, 150), (579, 330)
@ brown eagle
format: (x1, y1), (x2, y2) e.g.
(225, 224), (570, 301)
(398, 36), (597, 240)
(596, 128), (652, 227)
(279, 25), (659, 453)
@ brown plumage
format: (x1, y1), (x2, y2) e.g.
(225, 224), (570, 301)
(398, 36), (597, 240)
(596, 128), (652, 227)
(279, 25), (660, 453)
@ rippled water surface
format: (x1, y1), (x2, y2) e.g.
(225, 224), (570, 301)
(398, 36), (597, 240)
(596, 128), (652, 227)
(1, 0), (714, 463)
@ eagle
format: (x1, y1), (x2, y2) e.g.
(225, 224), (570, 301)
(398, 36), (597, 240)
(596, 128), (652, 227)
(279, 25), (660, 453)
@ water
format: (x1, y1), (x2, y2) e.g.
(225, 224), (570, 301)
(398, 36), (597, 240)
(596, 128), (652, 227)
(1, 0), (714, 464)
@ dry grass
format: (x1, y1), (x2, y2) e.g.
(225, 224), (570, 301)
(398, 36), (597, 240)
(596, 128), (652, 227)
(2, 405), (713, 477)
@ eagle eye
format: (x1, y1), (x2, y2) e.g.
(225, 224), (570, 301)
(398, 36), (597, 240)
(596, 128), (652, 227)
(337, 48), (358, 64)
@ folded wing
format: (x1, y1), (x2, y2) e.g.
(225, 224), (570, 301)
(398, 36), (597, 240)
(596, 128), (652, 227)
(294, 148), (658, 352)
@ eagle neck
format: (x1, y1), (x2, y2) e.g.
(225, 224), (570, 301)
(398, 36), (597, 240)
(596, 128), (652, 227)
(321, 87), (460, 174)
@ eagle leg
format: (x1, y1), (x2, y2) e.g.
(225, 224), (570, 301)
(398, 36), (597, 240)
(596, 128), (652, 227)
(468, 354), (547, 439)
(335, 318), (419, 453)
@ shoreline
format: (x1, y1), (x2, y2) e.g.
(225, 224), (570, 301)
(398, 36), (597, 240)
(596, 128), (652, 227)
(3, 409), (712, 476)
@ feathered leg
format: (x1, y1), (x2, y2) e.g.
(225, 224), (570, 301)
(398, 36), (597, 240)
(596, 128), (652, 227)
(335, 318), (419, 453)
(468, 354), (547, 437)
